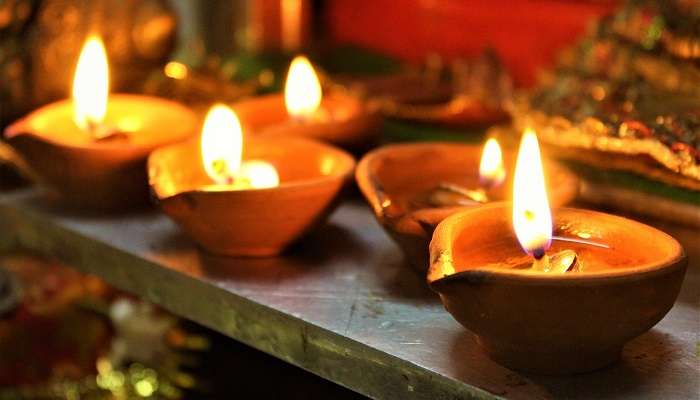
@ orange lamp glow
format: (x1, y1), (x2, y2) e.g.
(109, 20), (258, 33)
(284, 55), (322, 120)
(512, 129), (552, 257)
(201, 104), (279, 189)
(479, 138), (506, 188)
(72, 35), (109, 131)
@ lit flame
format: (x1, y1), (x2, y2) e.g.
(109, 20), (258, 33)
(72, 35), (109, 130)
(512, 129), (552, 257)
(284, 55), (322, 120)
(201, 104), (243, 185)
(479, 138), (505, 188)
(201, 104), (279, 189)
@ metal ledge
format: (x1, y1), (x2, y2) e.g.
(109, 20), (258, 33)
(0, 189), (697, 399)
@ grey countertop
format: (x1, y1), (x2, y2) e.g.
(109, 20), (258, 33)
(0, 189), (697, 399)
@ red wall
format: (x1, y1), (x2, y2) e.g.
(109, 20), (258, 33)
(326, 0), (618, 87)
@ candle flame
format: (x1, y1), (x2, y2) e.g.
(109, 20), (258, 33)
(72, 35), (109, 130)
(201, 104), (279, 189)
(512, 129), (552, 257)
(479, 138), (505, 188)
(284, 55), (322, 120)
(201, 104), (243, 185)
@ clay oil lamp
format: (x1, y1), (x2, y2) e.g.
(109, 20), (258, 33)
(357, 50), (512, 129)
(233, 55), (380, 149)
(148, 104), (355, 257)
(2, 35), (197, 210)
(356, 139), (578, 273)
(428, 130), (687, 374)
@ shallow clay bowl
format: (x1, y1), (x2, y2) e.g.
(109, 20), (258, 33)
(3, 95), (197, 211)
(233, 92), (381, 149)
(377, 96), (510, 128)
(428, 203), (687, 374)
(148, 136), (355, 257)
(356, 142), (579, 273)
(355, 64), (511, 128)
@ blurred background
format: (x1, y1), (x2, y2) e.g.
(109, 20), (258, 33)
(3, 0), (699, 398)
(0, 0), (618, 125)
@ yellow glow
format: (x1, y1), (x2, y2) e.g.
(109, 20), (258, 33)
(201, 104), (279, 189)
(239, 160), (280, 189)
(320, 156), (335, 176)
(201, 104), (243, 184)
(479, 138), (506, 187)
(164, 61), (188, 80)
(72, 35), (109, 130)
(134, 380), (156, 397)
(284, 55), (322, 119)
(512, 129), (552, 255)
(116, 115), (142, 133)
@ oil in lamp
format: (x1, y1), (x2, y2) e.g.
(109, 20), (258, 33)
(428, 129), (687, 374)
(2, 35), (197, 210)
(233, 55), (380, 149)
(148, 104), (355, 257)
(356, 138), (579, 272)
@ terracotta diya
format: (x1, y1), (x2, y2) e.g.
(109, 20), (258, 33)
(149, 104), (355, 257)
(428, 131), (687, 374)
(356, 140), (578, 273)
(233, 55), (380, 149)
(358, 50), (512, 128)
(2, 36), (197, 210)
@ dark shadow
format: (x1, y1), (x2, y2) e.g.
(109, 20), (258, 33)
(371, 246), (438, 304)
(16, 188), (157, 220)
(146, 227), (196, 254)
(0, 165), (29, 191)
(190, 320), (367, 400)
(447, 326), (684, 399)
(518, 329), (680, 399)
(447, 329), (539, 397)
(287, 222), (368, 264)
(196, 223), (366, 283)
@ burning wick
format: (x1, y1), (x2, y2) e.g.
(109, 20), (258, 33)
(513, 129), (577, 273)
(430, 138), (505, 206)
(201, 104), (279, 190)
(210, 159), (235, 185)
